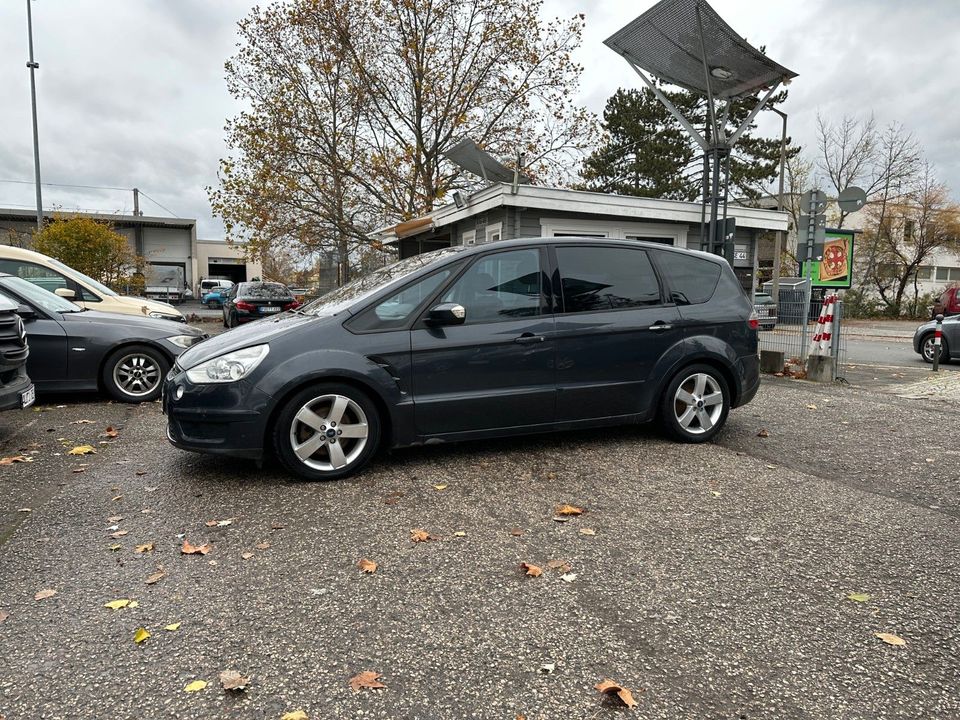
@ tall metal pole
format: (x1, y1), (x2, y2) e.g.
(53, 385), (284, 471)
(769, 108), (787, 304)
(26, 0), (43, 229)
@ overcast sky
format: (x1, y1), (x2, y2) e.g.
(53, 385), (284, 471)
(1, 0), (958, 238)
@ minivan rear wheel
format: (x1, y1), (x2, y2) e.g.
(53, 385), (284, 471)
(273, 383), (381, 481)
(660, 364), (730, 443)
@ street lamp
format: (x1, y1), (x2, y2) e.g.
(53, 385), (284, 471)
(767, 107), (788, 305)
(25, 0), (43, 230)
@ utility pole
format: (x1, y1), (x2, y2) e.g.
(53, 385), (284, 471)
(769, 108), (788, 304)
(26, 0), (43, 230)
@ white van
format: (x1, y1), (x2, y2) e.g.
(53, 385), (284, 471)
(0, 245), (185, 322)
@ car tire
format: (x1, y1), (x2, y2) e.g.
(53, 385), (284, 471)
(102, 344), (170, 403)
(659, 364), (730, 443)
(921, 334), (949, 364)
(273, 382), (382, 481)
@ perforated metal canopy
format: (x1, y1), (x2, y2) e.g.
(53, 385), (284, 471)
(604, 0), (796, 99)
(443, 138), (530, 185)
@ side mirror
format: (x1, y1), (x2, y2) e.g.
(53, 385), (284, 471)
(16, 304), (36, 320)
(54, 287), (76, 299)
(425, 303), (466, 326)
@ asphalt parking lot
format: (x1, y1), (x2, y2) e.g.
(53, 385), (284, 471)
(0, 377), (958, 719)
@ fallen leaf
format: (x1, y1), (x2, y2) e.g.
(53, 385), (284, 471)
(757, 429), (770, 438)
(135, 543), (154, 553)
(219, 669), (250, 691)
(104, 599), (132, 610)
(555, 504), (584, 516)
(145, 569), (165, 585)
(711, 491), (722, 497)
(241, 552), (254, 560)
(357, 558), (378, 574)
(181, 540), (211, 555)
(164, 622), (181, 631)
(204, 520), (218, 527)
(547, 559), (572, 572)
(111, 495), (123, 502)
(410, 528), (434, 543)
(847, 593), (871, 603)
(17, 507), (31, 513)
(133, 627), (150, 644)
(34, 589), (57, 601)
(433, 483), (448, 491)
(183, 680), (207, 692)
(102, 426), (119, 439)
(70, 419), (94, 424)
(68, 445), (96, 455)
(72, 468), (85, 474)
(349, 670), (386, 693)
(453, 530), (466, 537)
(0, 455), (31, 465)
(128, 600), (139, 608)
(271, 523), (285, 530)
(0, 610), (8, 624)
(595, 679), (639, 708)
(510, 528), (524, 537)
(765, 464), (777, 470)
(281, 711), (309, 720)
(806, 404), (817, 410)
(561, 573), (577, 583)
(217, 519), (233, 527)
(875, 632), (906, 647)
(578, 528), (596, 536)
(108, 515), (123, 522)
(255, 541), (271, 550)
(110, 530), (128, 539)
(108, 544), (122, 551)
(520, 562), (543, 577)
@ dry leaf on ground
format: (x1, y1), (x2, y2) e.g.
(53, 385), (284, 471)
(561, 573), (577, 583)
(349, 670), (386, 693)
(595, 679), (640, 708)
(135, 543), (154, 553)
(433, 483), (448, 490)
(133, 627), (150, 644)
(145, 569), (165, 585)
(255, 541), (271, 550)
(546, 560), (572, 572)
(108, 515), (123, 522)
(0, 455), (31, 465)
(241, 552), (254, 560)
(555, 504), (584, 516)
(806, 404), (818, 410)
(757, 429), (770, 438)
(110, 530), (128, 539)
(103, 426), (119, 439)
(164, 622), (181, 631)
(281, 711), (308, 720)
(847, 592), (871, 603)
(34, 589), (56, 601)
(510, 528), (524, 537)
(104, 599), (132, 610)
(579, 528), (596, 536)
(68, 445), (96, 455)
(0, 610), (8, 624)
(70, 419), (94, 424)
(219, 669), (250, 691)
(875, 632), (906, 647)
(520, 562), (543, 577)
(181, 540), (211, 555)
(357, 558), (378, 574)
(183, 680), (207, 692)
(410, 528), (435, 543)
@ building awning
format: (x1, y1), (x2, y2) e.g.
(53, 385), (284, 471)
(604, 0), (796, 99)
(394, 216), (434, 238)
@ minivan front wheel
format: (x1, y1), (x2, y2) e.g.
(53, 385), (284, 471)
(660, 364), (729, 443)
(274, 383), (381, 481)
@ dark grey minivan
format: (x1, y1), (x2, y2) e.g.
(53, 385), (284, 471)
(164, 238), (759, 480)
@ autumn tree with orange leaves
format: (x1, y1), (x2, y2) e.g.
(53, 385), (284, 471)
(210, 0), (598, 284)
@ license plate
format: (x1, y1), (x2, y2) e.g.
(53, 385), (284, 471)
(260, 307), (281, 314)
(21, 385), (35, 409)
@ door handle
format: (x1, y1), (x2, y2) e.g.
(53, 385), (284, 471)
(648, 323), (672, 331)
(514, 333), (545, 345)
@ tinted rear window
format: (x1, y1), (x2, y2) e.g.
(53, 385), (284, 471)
(555, 246), (661, 313)
(240, 283), (291, 299)
(654, 251), (721, 305)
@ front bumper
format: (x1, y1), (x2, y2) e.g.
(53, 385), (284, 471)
(0, 368), (34, 411)
(163, 368), (273, 460)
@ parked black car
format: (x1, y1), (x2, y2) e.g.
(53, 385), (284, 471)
(222, 282), (299, 328)
(166, 238), (760, 481)
(913, 314), (959, 364)
(0, 292), (34, 410)
(0, 274), (205, 402)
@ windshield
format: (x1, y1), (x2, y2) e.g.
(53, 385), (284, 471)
(0, 275), (83, 314)
(240, 283), (293, 299)
(47, 256), (118, 297)
(301, 246), (466, 317)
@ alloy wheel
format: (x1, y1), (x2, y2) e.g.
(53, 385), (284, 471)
(288, 394), (369, 471)
(673, 372), (724, 435)
(112, 353), (162, 398)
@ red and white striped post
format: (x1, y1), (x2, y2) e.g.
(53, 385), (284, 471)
(933, 313), (944, 372)
(808, 294), (838, 357)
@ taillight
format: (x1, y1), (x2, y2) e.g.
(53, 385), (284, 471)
(748, 310), (759, 330)
(283, 301), (300, 311)
(235, 300), (255, 312)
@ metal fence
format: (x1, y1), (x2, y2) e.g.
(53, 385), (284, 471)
(756, 297), (847, 375)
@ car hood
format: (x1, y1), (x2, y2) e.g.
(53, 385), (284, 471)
(111, 295), (184, 318)
(62, 310), (203, 337)
(176, 312), (324, 369)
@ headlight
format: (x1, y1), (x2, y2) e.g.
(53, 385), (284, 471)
(149, 311), (181, 320)
(166, 334), (202, 349)
(185, 344), (269, 384)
